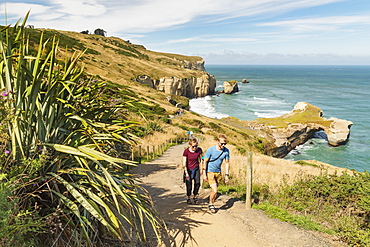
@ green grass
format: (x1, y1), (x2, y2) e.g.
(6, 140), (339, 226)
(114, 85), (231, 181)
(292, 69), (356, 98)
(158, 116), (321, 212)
(209, 122), (222, 132)
(216, 172), (370, 246)
(0, 179), (44, 246)
(253, 202), (333, 234)
(252, 103), (332, 128)
(295, 160), (319, 167)
(268, 172), (370, 245)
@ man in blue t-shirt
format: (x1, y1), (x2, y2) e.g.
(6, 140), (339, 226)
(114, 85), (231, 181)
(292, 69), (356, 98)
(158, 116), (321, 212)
(202, 134), (230, 213)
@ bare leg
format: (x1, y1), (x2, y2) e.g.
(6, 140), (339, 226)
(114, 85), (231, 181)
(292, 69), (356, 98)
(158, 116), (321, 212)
(208, 184), (218, 213)
(209, 184), (218, 205)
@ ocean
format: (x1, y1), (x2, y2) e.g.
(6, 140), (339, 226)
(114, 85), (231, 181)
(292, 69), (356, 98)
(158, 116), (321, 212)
(189, 65), (370, 172)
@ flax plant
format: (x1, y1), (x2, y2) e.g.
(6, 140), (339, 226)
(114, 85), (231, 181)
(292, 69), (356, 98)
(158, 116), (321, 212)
(0, 13), (163, 246)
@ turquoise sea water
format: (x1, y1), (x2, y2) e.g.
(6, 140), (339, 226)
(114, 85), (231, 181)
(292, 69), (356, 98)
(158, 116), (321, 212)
(189, 65), (370, 171)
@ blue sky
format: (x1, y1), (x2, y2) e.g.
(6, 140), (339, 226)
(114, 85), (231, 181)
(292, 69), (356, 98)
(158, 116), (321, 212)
(1, 0), (370, 65)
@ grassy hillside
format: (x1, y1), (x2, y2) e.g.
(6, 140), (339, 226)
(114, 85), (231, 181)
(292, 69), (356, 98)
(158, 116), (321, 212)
(25, 28), (205, 85)
(21, 27), (267, 155)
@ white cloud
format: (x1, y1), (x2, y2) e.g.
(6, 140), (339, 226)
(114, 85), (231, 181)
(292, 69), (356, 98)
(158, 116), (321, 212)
(2, 0), (368, 65)
(193, 0), (349, 23)
(201, 50), (370, 65)
(167, 37), (200, 44)
(49, 0), (107, 17)
(167, 36), (258, 44)
(207, 37), (259, 42)
(1, 0), (352, 33)
(258, 15), (370, 32)
(0, 3), (52, 20)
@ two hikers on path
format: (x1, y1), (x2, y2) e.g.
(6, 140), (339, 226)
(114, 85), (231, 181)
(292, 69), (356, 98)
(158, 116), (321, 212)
(183, 134), (230, 213)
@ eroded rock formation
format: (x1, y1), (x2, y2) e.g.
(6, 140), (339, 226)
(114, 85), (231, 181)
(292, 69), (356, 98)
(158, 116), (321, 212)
(223, 80), (239, 94)
(181, 59), (206, 71)
(326, 117), (353, 146)
(250, 102), (353, 158)
(135, 73), (216, 98)
(216, 80), (239, 94)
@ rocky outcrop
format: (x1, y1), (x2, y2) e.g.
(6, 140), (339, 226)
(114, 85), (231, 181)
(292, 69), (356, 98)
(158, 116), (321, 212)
(181, 59), (206, 71)
(135, 73), (216, 98)
(223, 80), (239, 94)
(263, 123), (324, 158)
(216, 80), (239, 94)
(326, 117), (353, 146)
(136, 75), (154, 88)
(134, 57), (212, 98)
(250, 102), (353, 158)
(242, 78), (249, 83)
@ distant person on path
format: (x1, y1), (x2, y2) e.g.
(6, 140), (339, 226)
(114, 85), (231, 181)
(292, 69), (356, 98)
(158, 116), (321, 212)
(202, 134), (230, 213)
(186, 130), (194, 139)
(183, 138), (203, 204)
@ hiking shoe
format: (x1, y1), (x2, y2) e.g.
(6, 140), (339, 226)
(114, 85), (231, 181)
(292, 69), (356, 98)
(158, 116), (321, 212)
(193, 197), (199, 204)
(208, 204), (216, 213)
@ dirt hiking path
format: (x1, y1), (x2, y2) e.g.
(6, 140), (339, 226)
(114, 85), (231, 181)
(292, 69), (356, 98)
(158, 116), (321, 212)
(131, 143), (346, 247)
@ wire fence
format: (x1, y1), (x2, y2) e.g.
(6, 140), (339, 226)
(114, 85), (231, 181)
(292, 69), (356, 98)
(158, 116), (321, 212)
(130, 136), (188, 163)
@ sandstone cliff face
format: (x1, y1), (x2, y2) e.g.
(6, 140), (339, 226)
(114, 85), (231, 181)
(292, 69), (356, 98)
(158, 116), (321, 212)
(223, 80), (239, 94)
(134, 56), (216, 98)
(251, 102), (353, 158)
(181, 59), (206, 71)
(264, 123), (323, 158)
(135, 73), (216, 99)
(326, 117), (353, 146)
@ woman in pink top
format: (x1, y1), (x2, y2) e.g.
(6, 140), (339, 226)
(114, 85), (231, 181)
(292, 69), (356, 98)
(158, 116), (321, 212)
(182, 137), (203, 204)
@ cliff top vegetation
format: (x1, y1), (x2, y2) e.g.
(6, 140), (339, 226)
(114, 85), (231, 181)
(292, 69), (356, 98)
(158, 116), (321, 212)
(20, 27), (205, 84)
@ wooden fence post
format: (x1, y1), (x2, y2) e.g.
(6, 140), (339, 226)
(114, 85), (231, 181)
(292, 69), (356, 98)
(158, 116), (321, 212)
(138, 146), (141, 163)
(246, 152), (253, 210)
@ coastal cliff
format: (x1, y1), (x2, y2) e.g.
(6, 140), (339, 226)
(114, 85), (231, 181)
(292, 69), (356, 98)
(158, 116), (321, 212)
(133, 58), (215, 98)
(48, 30), (215, 99)
(39, 29), (352, 160)
(135, 73), (216, 98)
(251, 102), (353, 158)
(181, 59), (206, 71)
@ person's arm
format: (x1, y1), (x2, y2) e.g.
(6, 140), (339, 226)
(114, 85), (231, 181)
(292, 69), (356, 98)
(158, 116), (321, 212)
(183, 156), (190, 180)
(199, 152), (204, 175)
(224, 159), (230, 183)
(202, 157), (209, 181)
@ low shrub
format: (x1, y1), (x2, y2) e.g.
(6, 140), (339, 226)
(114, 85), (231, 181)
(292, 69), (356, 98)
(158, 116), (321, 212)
(263, 172), (370, 246)
(295, 160), (318, 167)
(160, 117), (171, 124)
(0, 178), (45, 247)
(217, 171), (370, 246)
(236, 146), (247, 155)
(209, 122), (222, 131)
